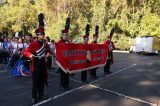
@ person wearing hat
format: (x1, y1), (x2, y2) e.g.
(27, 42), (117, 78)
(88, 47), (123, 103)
(103, 34), (115, 74)
(89, 34), (99, 79)
(56, 17), (71, 90)
(89, 26), (99, 79)
(81, 34), (89, 82)
(23, 27), (50, 104)
(81, 24), (90, 83)
(45, 36), (52, 70)
(57, 29), (70, 90)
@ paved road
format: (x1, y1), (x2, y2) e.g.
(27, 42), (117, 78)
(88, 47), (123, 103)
(0, 52), (160, 106)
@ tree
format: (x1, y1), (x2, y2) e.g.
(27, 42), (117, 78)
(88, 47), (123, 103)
(0, 0), (160, 46)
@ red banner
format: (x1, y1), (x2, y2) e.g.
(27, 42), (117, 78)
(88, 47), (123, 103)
(55, 43), (108, 73)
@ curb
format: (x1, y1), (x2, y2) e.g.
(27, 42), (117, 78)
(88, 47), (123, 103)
(113, 50), (130, 53)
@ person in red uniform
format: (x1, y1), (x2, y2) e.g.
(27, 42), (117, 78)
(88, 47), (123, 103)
(23, 27), (50, 104)
(57, 17), (71, 90)
(81, 24), (90, 83)
(89, 25), (99, 79)
(103, 30), (115, 74)
(57, 29), (70, 90)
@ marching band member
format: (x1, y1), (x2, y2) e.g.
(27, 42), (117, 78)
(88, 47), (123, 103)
(103, 29), (115, 74)
(57, 17), (71, 90)
(45, 36), (52, 69)
(23, 27), (50, 104)
(89, 25), (99, 79)
(57, 29), (71, 90)
(81, 24), (90, 83)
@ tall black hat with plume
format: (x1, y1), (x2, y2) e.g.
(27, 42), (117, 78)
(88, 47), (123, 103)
(109, 28), (115, 39)
(35, 13), (45, 35)
(38, 13), (45, 27)
(62, 17), (70, 34)
(83, 24), (90, 38)
(93, 25), (99, 37)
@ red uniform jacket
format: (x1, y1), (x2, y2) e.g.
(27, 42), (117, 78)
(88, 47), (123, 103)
(103, 40), (115, 64)
(91, 41), (97, 44)
(23, 41), (50, 73)
(57, 39), (67, 44)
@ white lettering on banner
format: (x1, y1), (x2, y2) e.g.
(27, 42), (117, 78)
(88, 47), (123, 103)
(69, 59), (85, 64)
(93, 57), (103, 61)
(63, 49), (105, 57)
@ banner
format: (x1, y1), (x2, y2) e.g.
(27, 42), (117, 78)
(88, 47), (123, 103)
(56, 43), (108, 73)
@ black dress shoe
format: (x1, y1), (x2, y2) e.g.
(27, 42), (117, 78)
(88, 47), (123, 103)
(60, 86), (71, 91)
(108, 71), (112, 74)
(38, 96), (43, 101)
(38, 95), (48, 101)
(93, 76), (98, 79)
(90, 75), (94, 79)
(69, 73), (75, 76)
(60, 87), (67, 91)
(32, 98), (38, 104)
(66, 86), (71, 90)
(104, 71), (112, 75)
(56, 70), (60, 73)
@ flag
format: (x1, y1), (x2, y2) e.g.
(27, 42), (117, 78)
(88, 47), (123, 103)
(5, 53), (13, 71)
(10, 58), (31, 76)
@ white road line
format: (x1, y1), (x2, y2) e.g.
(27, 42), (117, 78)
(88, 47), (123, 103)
(33, 84), (88, 106)
(37, 60), (159, 106)
(89, 84), (157, 106)
(90, 63), (137, 84)
(48, 71), (84, 84)
(33, 64), (137, 106)
(48, 63), (137, 85)
(1, 60), (160, 106)
(90, 59), (160, 84)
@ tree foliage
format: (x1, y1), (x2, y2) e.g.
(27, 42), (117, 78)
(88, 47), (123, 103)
(0, 0), (160, 49)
